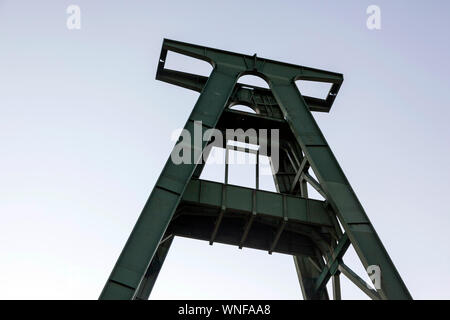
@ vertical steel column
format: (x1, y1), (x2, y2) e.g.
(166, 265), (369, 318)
(225, 145), (229, 185)
(255, 149), (259, 189)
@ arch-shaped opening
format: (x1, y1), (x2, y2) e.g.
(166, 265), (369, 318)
(164, 50), (213, 77)
(295, 80), (332, 99)
(229, 104), (257, 114)
(238, 74), (270, 89)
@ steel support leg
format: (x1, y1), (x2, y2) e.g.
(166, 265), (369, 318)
(270, 80), (412, 299)
(294, 255), (329, 300)
(332, 274), (341, 300)
(134, 236), (174, 300)
(99, 68), (239, 299)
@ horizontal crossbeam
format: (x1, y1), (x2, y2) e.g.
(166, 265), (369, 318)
(290, 157), (309, 193)
(156, 38), (343, 113)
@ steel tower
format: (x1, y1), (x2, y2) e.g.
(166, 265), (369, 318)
(99, 39), (411, 300)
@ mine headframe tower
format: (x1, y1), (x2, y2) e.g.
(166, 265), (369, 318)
(99, 39), (412, 300)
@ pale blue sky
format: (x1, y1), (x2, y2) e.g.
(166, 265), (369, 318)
(0, 1), (449, 299)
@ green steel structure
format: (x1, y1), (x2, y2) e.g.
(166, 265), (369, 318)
(99, 39), (412, 300)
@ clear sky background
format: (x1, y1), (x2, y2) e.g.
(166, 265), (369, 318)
(0, 0), (449, 300)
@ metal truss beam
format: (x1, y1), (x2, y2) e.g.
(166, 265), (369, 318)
(338, 262), (381, 300)
(314, 234), (350, 293)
